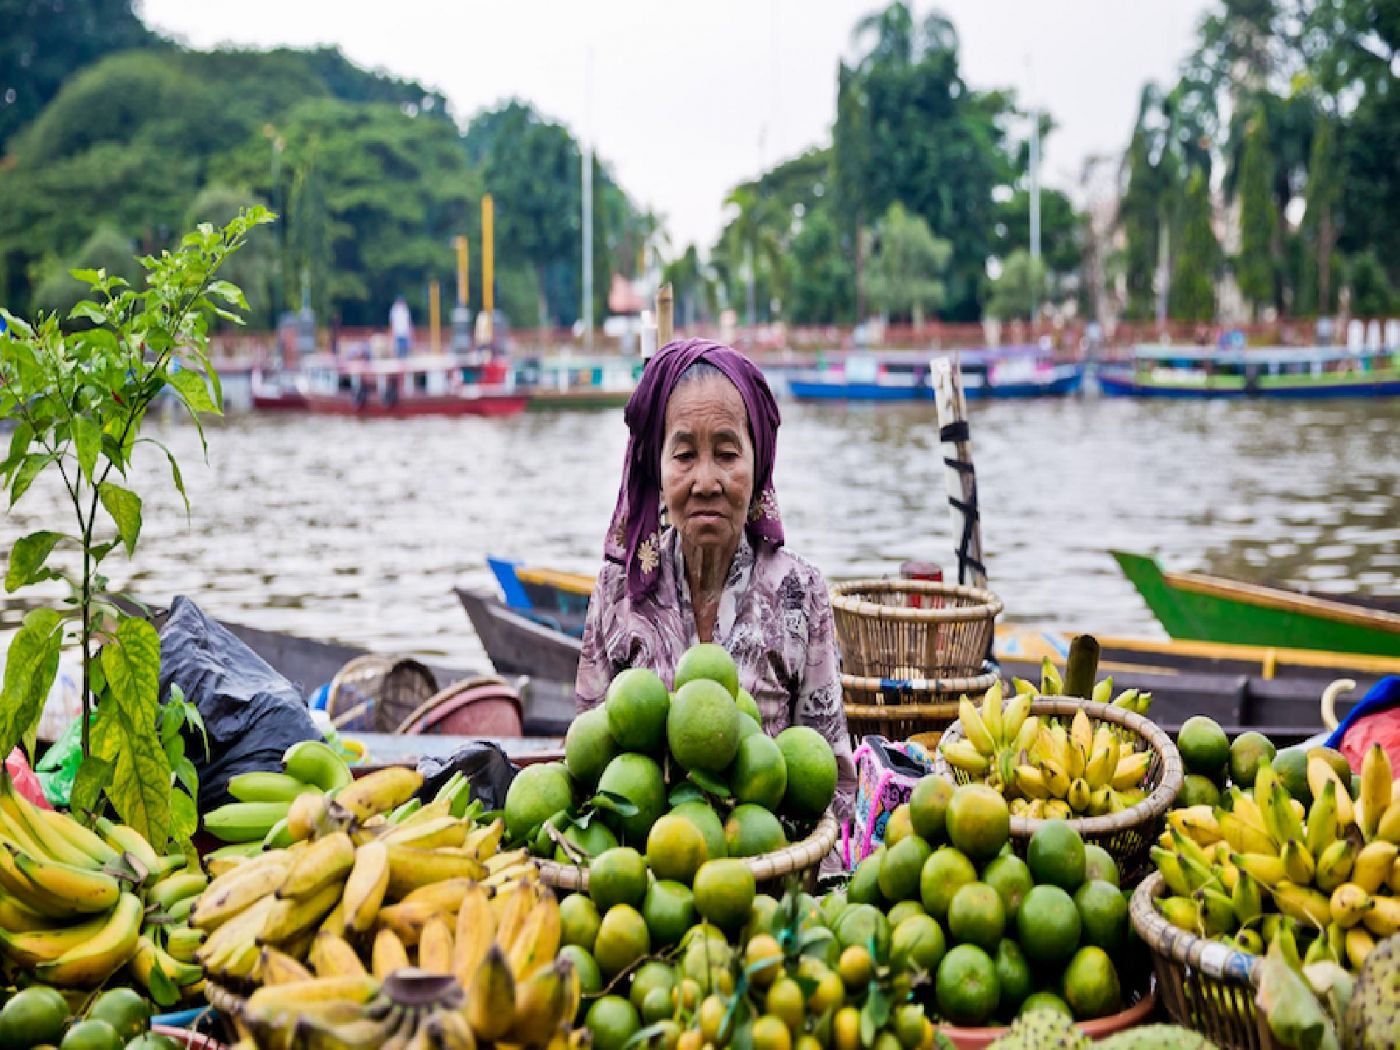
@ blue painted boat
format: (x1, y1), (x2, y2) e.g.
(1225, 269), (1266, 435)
(1098, 345), (1400, 398)
(786, 347), (1083, 402)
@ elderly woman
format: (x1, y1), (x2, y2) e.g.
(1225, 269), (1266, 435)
(575, 339), (855, 821)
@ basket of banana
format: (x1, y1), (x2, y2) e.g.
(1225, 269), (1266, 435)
(938, 678), (1183, 884)
(830, 579), (1002, 680)
(1128, 741), (1400, 1050)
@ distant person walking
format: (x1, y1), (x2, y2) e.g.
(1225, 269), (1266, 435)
(389, 296), (413, 357)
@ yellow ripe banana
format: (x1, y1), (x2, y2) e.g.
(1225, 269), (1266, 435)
(1069, 710), (1093, 754)
(11, 846), (120, 913)
(939, 739), (990, 776)
(28, 805), (115, 869)
(1377, 799), (1400, 844)
(1270, 882), (1333, 929)
(1040, 657), (1063, 696)
(399, 876), (477, 913)
(466, 944), (517, 1041)
(1043, 799), (1072, 821)
(1306, 780), (1340, 859)
(376, 899), (444, 947)
(333, 767), (424, 823)
(493, 881), (538, 948)
(957, 697), (996, 755)
(192, 855), (293, 930)
(1084, 727), (1119, 790)
(1345, 926), (1376, 969)
(280, 831), (356, 900)
(1351, 841), (1399, 895)
(1011, 676), (1037, 697)
(385, 846), (487, 899)
(1329, 883), (1373, 928)
(1152, 848), (1193, 896)
(1281, 840), (1316, 885)
(1307, 755), (1355, 828)
(35, 891), (143, 986)
(94, 817), (160, 875)
(0, 910), (114, 966)
(510, 958), (572, 1046)
(371, 927), (411, 979)
(197, 894), (278, 966)
(0, 889), (57, 932)
(310, 932), (368, 978)
(1218, 811), (1276, 857)
(464, 818), (506, 861)
(258, 880), (343, 945)
(1316, 839), (1359, 893)
(1231, 851), (1287, 889)
(1391, 855), (1400, 894)
(0, 804), (50, 862)
(417, 915), (455, 974)
(382, 816), (470, 851)
(1270, 783), (1306, 847)
(424, 1011), (477, 1050)
(1111, 751), (1151, 791)
(1065, 739), (1087, 782)
(201, 846), (291, 900)
(1360, 743), (1393, 841)
(979, 681), (1004, 746)
(1001, 692), (1031, 747)
(1015, 766), (1050, 800)
(1011, 714), (1042, 756)
(1156, 895), (1201, 933)
(1362, 895), (1400, 938)
(454, 881), (496, 986)
(343, 840), (391, 934)
(245, 974), (382, 1021)
(318, 899), (346, 938)
(1170, 806), (1224, 847)
(1037, 757), (1072, 798)
(1232, 870), (1263, 926)
(259, 947), (315, 985)
(285, 791), (332, 843)
(505, 889), (561, 981)
(1066, 778), (1092, 813)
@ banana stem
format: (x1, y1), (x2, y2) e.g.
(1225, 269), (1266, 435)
(1063, 634), (1101, 701)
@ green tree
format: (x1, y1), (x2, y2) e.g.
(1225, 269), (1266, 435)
(984, 249), (1046, 321)
(31, 228), (141, 316)
(662, 244), (712, 327)
(1237, 110), (1279, 316)
(1169, 170), (1219, 322)
(1298, 112), (1341, 315)
(788, 205), (855, 324)
(1347, 251), (1395, 316)
(864, 202), (950, 323)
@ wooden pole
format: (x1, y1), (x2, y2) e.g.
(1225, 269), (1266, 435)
(429, 280), (441, 354)
(931, 357), (987, 588)
(454, 235), (469, 306)
(657, 283), (674, 348)
(482, 194), (495, 345)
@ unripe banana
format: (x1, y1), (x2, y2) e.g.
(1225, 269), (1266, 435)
(1156, 895), (1201, 933)
(150, 871), (209, 912)
(1039, 657), (1063, 695)
(282, 739), (354, 793)
(229, 771), (319, 804)
(1153, 848), (1194, 896)
(1196, 887), (1236, 935)
(1091, 677), (1113, 704)
(203, 801), (293, 844)
(1316, 839), (1359, 893)
(1232, 870), (1262, 926)
(1306, 780), (1340, 859)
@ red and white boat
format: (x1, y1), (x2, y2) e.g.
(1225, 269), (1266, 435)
(250, 369), (310, 411)
(301, 353), (529, 418)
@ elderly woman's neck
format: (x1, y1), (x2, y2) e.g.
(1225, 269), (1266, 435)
(681, 539), (738, 637)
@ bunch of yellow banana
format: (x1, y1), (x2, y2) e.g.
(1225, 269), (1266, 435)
(1154, 742), (1400, 972)
(940, 672), (1154, 818)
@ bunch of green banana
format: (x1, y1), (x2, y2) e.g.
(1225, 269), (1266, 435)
(202, 739), (355, 845)
(1154, 741), (1400, 973)
(940, 669), (1155, 817)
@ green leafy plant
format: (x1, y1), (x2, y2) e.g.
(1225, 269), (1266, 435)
(0, 207), (272, 849)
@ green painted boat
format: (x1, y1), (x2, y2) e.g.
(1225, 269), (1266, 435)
(1113, 550), (1400, 658)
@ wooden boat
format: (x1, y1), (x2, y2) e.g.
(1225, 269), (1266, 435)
(1097, 345), (1400, 398)
(455, 567), (1399, 746)
(515, 354), (640, 411)
(301, 353), (528, 417)
(1113, 550), (1400, 658)
(250, 369), (309, 411)
(786, 347), (1083, 402)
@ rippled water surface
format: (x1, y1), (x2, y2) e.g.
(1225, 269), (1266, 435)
(2, 396), (1396, 669)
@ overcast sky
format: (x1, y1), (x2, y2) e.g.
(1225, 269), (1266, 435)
(141, 0), (1212, 251)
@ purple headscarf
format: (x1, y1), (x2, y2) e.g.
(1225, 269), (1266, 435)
(605, 339), (784, 601)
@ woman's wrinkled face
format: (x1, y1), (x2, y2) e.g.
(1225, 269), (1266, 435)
(661, 375), (755, 559)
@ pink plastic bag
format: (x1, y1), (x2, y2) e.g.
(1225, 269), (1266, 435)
(1339, 707), (1400, 774)
(6, 748), (53, 810)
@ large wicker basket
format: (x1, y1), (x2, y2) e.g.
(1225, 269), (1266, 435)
(326, 654), (439, 732)
(830, 580), (1002, 680)
(841, 667), (999, 748)
(1130, 872), (1281, 1050)
(939, 697), (1183, 884)
(538, 813), (840, 894)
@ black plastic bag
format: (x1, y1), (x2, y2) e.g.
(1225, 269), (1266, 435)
(160, 596), (319, 810)
(417, 742), (517, 812)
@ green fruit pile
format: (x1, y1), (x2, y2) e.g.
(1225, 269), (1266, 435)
(846, 778), (1133, 1027)
(0, 986), (177, 1050)
(508, 643), (838, 865)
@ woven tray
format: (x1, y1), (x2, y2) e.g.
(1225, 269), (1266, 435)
(842, 668), (999, 748)
(1130, 872), (1281, 1050)
(538, 813), (840, 894)
(830, 580), (1002, 680)
(939, 697), (1183, 884)
(936, 979), (1158, 1048)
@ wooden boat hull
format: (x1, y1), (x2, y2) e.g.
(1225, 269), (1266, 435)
(251, 392), (309, 411)
(1113, 550), (1400, 658)
(788, 379), (929, 402)
(1098, 367), (1400, 399)
(304, 392), (529, 418)
(789, 368), (1083, 402)
(525, 389), (632, 411)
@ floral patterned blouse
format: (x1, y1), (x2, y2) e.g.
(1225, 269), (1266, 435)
(574, 529), (855, 825)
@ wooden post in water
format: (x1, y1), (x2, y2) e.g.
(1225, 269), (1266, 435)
(931, 357), (987, 589)
(657, 283), (674, 348)
(482, 194), (495, 347)
(429, 280), (441, 354)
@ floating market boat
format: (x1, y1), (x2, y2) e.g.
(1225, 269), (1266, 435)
(1112, 550), (1400, 658)
(786, 347), (1083, 402)
(301, 353), (528, 417)
(250, 369), (309, 411)
(514, 353), (641, 411)
(1096, 344), (1400, 398)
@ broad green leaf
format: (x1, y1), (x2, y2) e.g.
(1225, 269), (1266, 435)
(5, 531), (65, 592)
(72, 417), (101, 483)
(168, 368), (219, 415)
(72, 754), (114, 819)
(68, 301), (107, 326)
(10, 452), (53, 506)
(0, 609), (63, 759)
(169, 788), (198, 846)
(3, 422), (33, 473)
(173, 755), (198, 797)
(207, 280), (249, 309)
(99, 482), (142, 555)
(69, 269), (102, 285)
(99, 619), (170, 847)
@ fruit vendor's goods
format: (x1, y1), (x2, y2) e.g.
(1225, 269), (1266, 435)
(1155, 719), (1400, 973)
(201, 739), (356, 846)
(525, 645), (837, 865)
(0, 985), (181, 1050)
(984, 1007), (1217, 1048)
(939, 674), (1155, 819)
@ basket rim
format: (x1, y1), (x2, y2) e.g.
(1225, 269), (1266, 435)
(942, 696), (1185, 837)
(829, 579), (1003, 623)
(1130, 871), (1264, 987)
(538, 812), (840, 891)
(841, 668), (999, 695)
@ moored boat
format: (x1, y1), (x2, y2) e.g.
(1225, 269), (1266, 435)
(301, 353), (528, 417)
(786, 347), (1083, 402)
(1097, 344), (1400, 398)
(515, 353), (641, 411)
(250, 368), (309, 411)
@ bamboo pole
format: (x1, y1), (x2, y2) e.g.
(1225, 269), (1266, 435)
(656, 283), (674, 348)
(931, 357), (987, 588)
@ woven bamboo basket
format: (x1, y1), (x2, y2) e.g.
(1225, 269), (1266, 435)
(841, 668), (998, 748)
(830, 580), (1002, 680)
(325, 655), (439, 733)
(939, 697), (1184, 884)
(538, 813), (840, 894)
(1130, 872), (1281, 1050)
(936, 980), (1158, 1048)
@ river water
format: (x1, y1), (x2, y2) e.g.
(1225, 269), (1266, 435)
(1, 396), (1395, 670)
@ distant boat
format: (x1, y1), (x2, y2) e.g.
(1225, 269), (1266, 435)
(301, 353), (528, 418)
(1097, 345), (1400, 398)
(250, 369), (309, 411)
(515, 354), (640, 411)
(1113, 550), (1400, 658)
(786, 347), (1082, 402)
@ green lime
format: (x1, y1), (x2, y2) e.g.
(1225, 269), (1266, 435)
(835, 902), (891, 958)
(910, 776), (954, 843)
(86, 988), (150, 1043)
(560, 944), (603, 994)
(889, 914), (946, 973)
(878, 834), (932, 904)
(670, 800), (728, 861)
(994, 938), (1032, 1016)
(886, 899), (927, 928)
(594, 904), (651, 979)
(947, 882), (1005, 953)
(565, 706), (621, 787)
(0, 986), (69, 1049)
(982, 854), (1035, 920)
(1073, 879), (1128, 954)
(1017, 885), (1082, 965)
(647, 813), (709, 883)
(1179, 774), (1222, 808)
(674, 643), (740, 697)
(736, 688), (762, 723)
(1062, 946), (1122, 1019)
(586, 995), (642, 1050)
(555, 819), (619, 863)
(1177, 716), (1229, 780)
(934, 944), (1000, 1027)
(692, 859), (755, 933)
(775, 726), (838, 818)
(849, 848), (885, 906)
(1229, 732), (1276, 787)
(724, 803), (787, 858)
(630, 960), (677, 1014)
(560, 892), (602, 952)
(919, 847), (977, 922)
(643, 879), (696, 947)
(730, 734), (787, 810)
(1273, 746), (1312, 806)
(1027, 820), (1086, 891)
(669, 680), (742, 773)
(1019, 991), (1073, 1019)
(642, 986), (675, 1025)
(606, 668), (672, 752)
(589, 846), (649, 912)
(596, 753), (667, 845)
(503, 761), (573, 843)
(884, 804), (914, 847)
(60, 1020), (122, 1050)
(1082, 844), (1119, 887)
(945, 784), (1011, 862)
